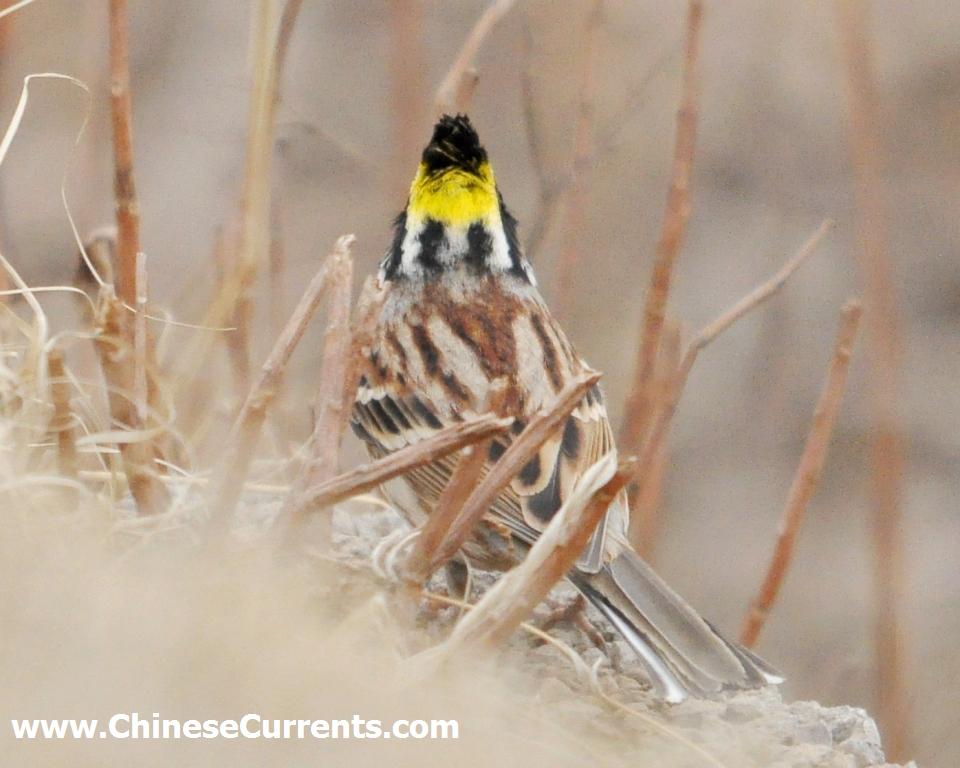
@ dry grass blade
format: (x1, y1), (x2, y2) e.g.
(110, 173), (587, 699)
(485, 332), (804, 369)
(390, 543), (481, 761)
(47, 349), (78, 478)
(93, 286), (169, 515)
(434, 0), (517, 115)
(619, 0), (703, 455)
(835, 1), (909, 758)
(741, 299), (863, 647)
(108, 0), (141, 307)
(464, 455), (637, 649)
(425, 372), (601, 574)
(204, 249), (339, 534)
(635, 220), (832, 492)
(289, 414), (513, 517)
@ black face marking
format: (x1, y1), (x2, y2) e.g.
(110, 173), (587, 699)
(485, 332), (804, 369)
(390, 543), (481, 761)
(465, 222), (492, 272)
(511, 419), (527, 436)
(498, 193), (530, 282)
(528, 465), (563, 522)
(530, 314), (562, 391)
(410, 324), (440, 374)
(488, 440), (506, 462)
(417, 219), (445, 274)
(421, 114), (487, 175)
(519, 453), (541, 486)
(410, 395), (443, 430)
(561, 417), (581, 460)
(382, 210), (407, 281)
(358, 374), (369, 389)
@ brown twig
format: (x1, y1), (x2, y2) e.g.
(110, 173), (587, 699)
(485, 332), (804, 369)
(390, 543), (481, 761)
(835, 1), (909, 758)
(278, 272), (383, 543)
(402, 387), (509, 584)
(133, 251), (148, 422)
(93, 287), (169, 515)
(553, 0), (602, 317)
(741, 299), (863, 647)
(389, 0), (427, 196)
(289, 414), (513, 517)
(619, 1), (703, 455)
(635, 221), (832, 491)
(47, 349), (78, 478)
(434, 0), (518, 115)
(425, 372), (602, 575)
(628, 320), (681, 559)
(107, 0), (140, 308)
(402, 440), (490, 586)
(272, 0), (305, 109)
(446, 454), (636, 649)
(204, 249), (341, 534)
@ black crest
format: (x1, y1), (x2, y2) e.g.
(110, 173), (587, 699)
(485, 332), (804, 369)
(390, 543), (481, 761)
(421, 114), (488, 175)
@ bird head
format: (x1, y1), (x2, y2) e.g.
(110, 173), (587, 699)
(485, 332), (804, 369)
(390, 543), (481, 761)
(380, 114), (533, 284)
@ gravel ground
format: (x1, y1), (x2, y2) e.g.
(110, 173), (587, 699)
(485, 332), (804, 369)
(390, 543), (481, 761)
(270, 499), (919, 768)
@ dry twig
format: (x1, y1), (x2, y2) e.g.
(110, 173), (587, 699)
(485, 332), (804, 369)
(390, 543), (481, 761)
(204, 248), (341, 533)
(628, 320), (681, 558)
(635, 221), (832, 490)
(107, 0), (141, 307)
(93, 287), (169, 515)
(553, 0), (603, 318)
(835, 1), (909, 757)
(741, 299), (863, 647)
(434, 0), (517, 115)
(459, 455), (638, 649)
(289, 414), (513, 517)
(423, 372), (601, 575)
(389, 0), (427, 196)
(619, 0), (703, 454)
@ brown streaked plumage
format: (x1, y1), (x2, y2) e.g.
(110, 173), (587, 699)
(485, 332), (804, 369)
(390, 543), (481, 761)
(351, 114), (781, 702)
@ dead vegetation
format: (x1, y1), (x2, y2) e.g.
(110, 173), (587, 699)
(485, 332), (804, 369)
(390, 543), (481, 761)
(0, 1), (914, 766)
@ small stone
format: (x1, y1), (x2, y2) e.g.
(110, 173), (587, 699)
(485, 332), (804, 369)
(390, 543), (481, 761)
(794, 719), (834, 747)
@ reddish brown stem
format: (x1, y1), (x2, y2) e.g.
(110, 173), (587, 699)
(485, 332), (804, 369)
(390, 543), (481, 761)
(835, 0), (910, 758)
(619, 1), (703, 455)
(289, 414), (513, 517)
(741, 299), (863, 647)
(108, 0), (140, 308)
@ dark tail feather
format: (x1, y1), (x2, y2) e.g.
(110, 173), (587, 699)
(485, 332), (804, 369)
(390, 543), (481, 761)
(570, 548), (782, 703)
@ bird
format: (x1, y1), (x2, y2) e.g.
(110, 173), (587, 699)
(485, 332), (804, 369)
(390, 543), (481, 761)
(350, 114), (781, 702)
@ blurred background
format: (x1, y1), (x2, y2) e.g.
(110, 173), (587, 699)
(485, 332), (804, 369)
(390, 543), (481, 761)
(0, 1), (956, 765)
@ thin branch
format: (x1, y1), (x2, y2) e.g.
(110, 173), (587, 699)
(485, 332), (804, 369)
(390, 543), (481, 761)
(635, 221), (832, 493)
(278, 273), (384, 542)
(272, 0), (305, 109)
(553, 0), (602, 318)
(389, 0), (427, 197)
(619, 0), (703, 454)
(434, 0), (518, 115)
(289, 414), (513, 517)
(93, 286), (169, 515)
(425, 372), (602, 574)
(741, 299), (863, 647)
(628, 320), (681, 559)
(835, 1), (909, 758)
(402, 387), (510, 584)
(107, 0), (140, 307)
(204, 248), (340, 534)
(458, 455), (638, 649)
(47, 349), (78, 478)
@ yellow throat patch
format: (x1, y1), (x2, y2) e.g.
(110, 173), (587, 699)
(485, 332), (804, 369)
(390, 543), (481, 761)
(407, 161), (499, 227)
